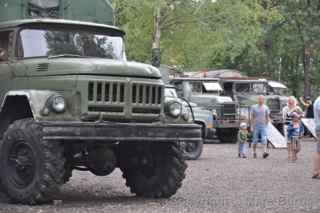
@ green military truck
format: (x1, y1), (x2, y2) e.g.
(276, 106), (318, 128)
(219, 78), (288, 132)
(0, 0), (202, 205)
(170, 77), (240, 143)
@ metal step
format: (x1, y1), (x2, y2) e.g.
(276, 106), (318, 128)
(301, 118), (317, 139)
(267, 123), (287, 148)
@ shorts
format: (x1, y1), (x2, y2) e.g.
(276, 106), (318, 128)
(252, 126), (267, 145)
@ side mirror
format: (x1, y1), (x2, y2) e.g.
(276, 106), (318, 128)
(182, 82), (192, 101)
(0, 48), (8, 61)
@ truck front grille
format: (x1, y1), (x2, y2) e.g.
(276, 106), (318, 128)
(87, 81), (163, 120)
(88, 82), (125, 104)
(268, 98), (281, 112)
(222, 103), (236, 120)
(131, 83), (162, 116)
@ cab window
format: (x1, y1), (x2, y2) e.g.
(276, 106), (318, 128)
(235, 83), (250, 93)
(0, 31), (12, 62)
(189, 81), (203, 93)
(252, 83), (267, 94)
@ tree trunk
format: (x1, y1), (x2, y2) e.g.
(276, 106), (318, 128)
(303, 45), (312, 98)
(151, 6), (161, 67)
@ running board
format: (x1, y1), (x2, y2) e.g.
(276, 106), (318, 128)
(301, 118), (317, 139)
(267, 123), (287, 148)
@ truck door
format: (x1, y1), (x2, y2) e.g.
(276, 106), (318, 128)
(0, 30), (13, 103)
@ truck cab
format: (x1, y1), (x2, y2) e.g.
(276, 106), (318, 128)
(219, 78), (288, 131)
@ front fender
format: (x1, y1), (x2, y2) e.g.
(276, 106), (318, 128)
(1, 90), (78, 122)
(193, 107), (214, 129)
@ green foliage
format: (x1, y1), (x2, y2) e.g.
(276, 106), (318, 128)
(113, 0), (320, 96)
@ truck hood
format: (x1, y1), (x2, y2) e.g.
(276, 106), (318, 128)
(236, 94), (288, 106)
(19, 58), (162, 79)
(190, 94), (235, 108)
(235, 94), (260, 106)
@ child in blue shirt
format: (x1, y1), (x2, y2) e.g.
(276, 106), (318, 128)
(287, 112), (304, 162)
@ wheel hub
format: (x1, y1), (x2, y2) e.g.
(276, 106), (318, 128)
(8, 141), (36, 188)
(186, 142), (197, 152)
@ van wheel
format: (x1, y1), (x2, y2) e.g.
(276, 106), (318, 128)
(181, 140), (203, 160)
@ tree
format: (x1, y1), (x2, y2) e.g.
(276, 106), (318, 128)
(112, 0), (320, 96)
(279, 0), (320, 97)
(113, 0), (200, 66)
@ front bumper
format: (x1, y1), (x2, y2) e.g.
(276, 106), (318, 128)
(214, 119), (240, 128)
(270, 113), (283, 124)
(39, 121), (202, 143)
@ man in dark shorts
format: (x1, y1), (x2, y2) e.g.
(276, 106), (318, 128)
(250, 95), (270, 159)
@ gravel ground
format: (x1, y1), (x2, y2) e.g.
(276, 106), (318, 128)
(1, 139), (320, 213)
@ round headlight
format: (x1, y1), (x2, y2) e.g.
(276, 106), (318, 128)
(51, 95), (66, 113)
(181, 107), (190, 121)
(169, 102), (182, 118)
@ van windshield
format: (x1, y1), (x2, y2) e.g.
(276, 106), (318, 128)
(17, 28), (125, 60)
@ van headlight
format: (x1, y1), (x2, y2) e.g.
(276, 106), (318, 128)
(49, 95), (66, 113)
(167, 102), (182, 118)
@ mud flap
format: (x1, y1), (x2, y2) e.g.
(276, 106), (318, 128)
(267, 123), (287, 148)
(301, 118), (317, 139)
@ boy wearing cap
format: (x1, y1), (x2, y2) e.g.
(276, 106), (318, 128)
(238, 122), (248, 158)
(287, 112), (304, 162)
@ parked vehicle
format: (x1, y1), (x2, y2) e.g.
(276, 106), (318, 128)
(219, 78), (288, 132)
(165, 86), (207, 160)
(170, 77), (240, 143)
(0, 1), (202, 205)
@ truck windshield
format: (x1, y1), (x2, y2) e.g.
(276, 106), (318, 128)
(252, 83), (267, 94)
(17, 28), (125, 60)
(189, 81), (221, 94)
(235, 83), (250, 93)
(269, 87), (288, 96)
(235, 82), (267, 94)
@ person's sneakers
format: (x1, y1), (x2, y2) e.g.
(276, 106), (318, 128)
(263, 152), (269, 159)
(238, 153), (241, 158)
(253, 153), (257, 159)
(242, 155), (247, 159)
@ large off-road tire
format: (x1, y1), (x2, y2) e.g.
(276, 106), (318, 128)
(181, 140), (203, 160)
(0, 118), (66, 205)
(118, 142), (187, 198)
(217, 128), (239, 143)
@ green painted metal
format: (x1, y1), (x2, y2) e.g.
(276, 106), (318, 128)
(0, 0), (26, 21)
(0, 0), (114, 25)
(0, 19), (122, 32)
(61, 0), (114, 25)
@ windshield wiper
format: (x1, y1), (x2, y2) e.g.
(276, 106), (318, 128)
(48, 54), (88, 59)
